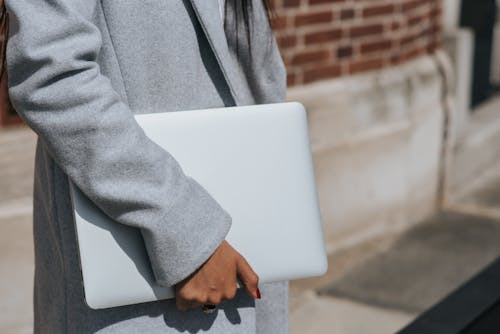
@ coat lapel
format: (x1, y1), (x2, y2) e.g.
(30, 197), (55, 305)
(188, 0), (255, 106)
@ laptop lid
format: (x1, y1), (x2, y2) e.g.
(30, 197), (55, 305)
(69, 102), (327, 309)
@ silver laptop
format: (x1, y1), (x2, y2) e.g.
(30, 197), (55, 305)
(69, 102), (327, 309)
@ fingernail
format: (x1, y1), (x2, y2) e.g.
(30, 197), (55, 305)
(256, 288), (261, 299)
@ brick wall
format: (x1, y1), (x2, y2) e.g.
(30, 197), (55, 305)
(270, 0), (443, 86)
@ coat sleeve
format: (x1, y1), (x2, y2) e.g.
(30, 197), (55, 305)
(5, 0), (232, 287)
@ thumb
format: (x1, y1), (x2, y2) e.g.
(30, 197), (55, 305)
(236, 255), (260, 299)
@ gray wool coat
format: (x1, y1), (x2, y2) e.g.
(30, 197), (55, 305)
(5, 0), (288, 333)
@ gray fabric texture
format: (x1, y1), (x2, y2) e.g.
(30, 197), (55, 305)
(5, 0), (288, 333)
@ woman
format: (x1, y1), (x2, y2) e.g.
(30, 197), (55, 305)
(5, 0), (288, 333)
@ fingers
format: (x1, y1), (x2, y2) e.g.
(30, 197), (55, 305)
(236, 255), (260, 299)
(175, 287), (200, 311)
(173, 241), (259, 312)
(175, 286), (238, 311)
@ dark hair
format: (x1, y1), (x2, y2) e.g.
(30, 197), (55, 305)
(224, 0), (275, 22)
(223, 0), (276, 61)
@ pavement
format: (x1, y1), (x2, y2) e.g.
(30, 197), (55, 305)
(319, 211), (500, 313)
(3, 125), (500, 334)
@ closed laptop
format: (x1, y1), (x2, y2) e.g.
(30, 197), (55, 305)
(69, 102), (328, 309)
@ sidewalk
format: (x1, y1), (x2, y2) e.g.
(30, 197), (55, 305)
(289, 233), (417, 334)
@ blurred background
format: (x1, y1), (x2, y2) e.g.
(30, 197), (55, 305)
(3, 0), (500, 333)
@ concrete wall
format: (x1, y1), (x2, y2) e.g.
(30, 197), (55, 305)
(287, 54), (445, 251)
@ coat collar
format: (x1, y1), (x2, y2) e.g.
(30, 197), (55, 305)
(188, 0), (255, 106)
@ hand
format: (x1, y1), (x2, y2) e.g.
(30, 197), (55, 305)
(174, 240), (260, 311)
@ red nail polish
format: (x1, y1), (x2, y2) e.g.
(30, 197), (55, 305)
(256, 288), (261, 299)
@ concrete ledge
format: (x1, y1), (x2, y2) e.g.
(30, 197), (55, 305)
(287, 55), (445, 250)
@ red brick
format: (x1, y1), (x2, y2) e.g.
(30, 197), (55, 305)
(390, 53), (402, 65)
(349, 58), (384, 74)
(363, 4), (395, 18)
(430, 5), (443, 18)
(295, 11), (333, 27)
(336, 45), (353, 58)
(270, 15), (288, 30)
(303, 64), (341, 83)
(340, 9), (355, 20)
(305, 28), (343, 44)
(360, 39), (392, 54)
(350, 24), (384, 38)
(283, 0), (301, 8)
(309, 0), (345, 5)
(400, 32), (419, 46)
(408, 14), (426, 27)
(391, 21), (401, 31)
(276, 34), (298, 49)
(291, 49), (331, 65)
